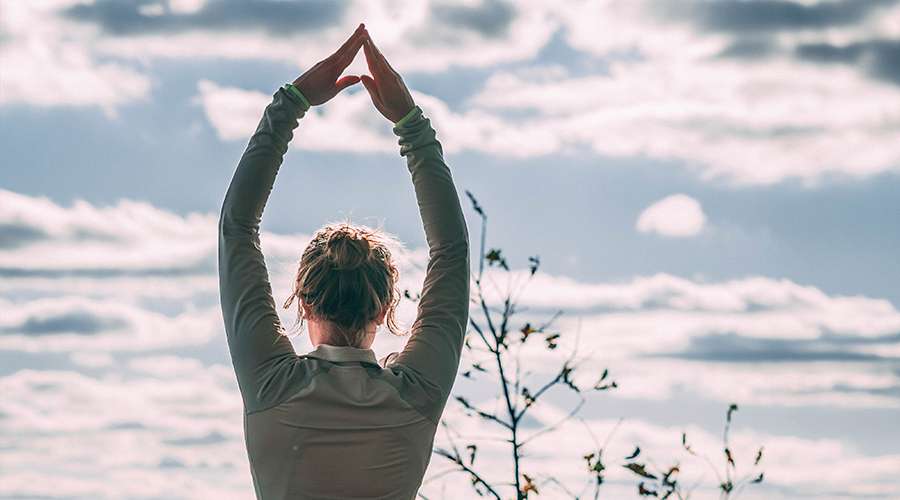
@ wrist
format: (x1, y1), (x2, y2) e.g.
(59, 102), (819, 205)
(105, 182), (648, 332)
(393, 105), (419, 127)
(283, 83), (311, 111)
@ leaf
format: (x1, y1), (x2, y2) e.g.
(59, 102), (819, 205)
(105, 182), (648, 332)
(561, 364), (580, 392)
(623, 462), (658, 480)
(465, 190), (484, 217)
(520, 322), (537, 341)
(485, 248), (509, 271)
(638, 482), (658, 497)
(751, 472), (764, 484)
(681, 432), (693, 453)
(720, 480), (734, 493)
(545, 333), (561, 350)
(593, 368), (617, 391)
(754, 446), (764, 466)
(521, 473), (539, 495)
(466, 444), (477, 465)
(662, 466), (679, 487)
(527, 256), (540, 274)
(594, 380), (618, 391)
(625, 446), (641, 460)
(727, 403), (738, 424)
(522, 387), (536, 407)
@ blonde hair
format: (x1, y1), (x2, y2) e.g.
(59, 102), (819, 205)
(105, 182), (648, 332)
(283, 222), (404, 346)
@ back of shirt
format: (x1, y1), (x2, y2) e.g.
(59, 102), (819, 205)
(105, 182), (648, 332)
(244, 354), (444, 499)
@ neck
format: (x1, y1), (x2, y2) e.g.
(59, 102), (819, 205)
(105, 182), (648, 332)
(308, 319), (376, 349)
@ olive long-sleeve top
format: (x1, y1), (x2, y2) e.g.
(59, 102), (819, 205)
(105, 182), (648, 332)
(218, 86), (470, 499)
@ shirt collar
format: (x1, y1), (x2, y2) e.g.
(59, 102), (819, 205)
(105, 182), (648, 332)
(305, 343), (379, 366)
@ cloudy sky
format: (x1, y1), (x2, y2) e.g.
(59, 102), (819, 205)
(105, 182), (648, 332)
(1, 0), (899, 498)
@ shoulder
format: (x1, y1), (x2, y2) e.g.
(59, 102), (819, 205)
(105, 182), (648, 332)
(244, 355), (327, 414)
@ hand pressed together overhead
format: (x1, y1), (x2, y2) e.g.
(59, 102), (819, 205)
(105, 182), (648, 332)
(291, 23), (416, 122)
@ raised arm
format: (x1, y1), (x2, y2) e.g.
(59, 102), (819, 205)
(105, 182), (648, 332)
(218, 26), (365, 413)
(360, 33), (471, 405)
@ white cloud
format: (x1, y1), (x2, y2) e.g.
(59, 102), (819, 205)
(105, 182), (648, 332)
(0, 0), (555, 112)
(84, 0), (556, 73)
(467, 0), (900, 185)
(5, 1), (900, 185)
(472, 61), (900, 185)
(2, 365), (898, 499)
(194, 81), (558, 157)
(200, 57), (900, 186)
(0, 189), (216, 274)
(195, 79), (396, 151)
(168, 0), (206, 15)
(637, 194), (707, 237)
(0, 190), (426, 354)
(0, 296), (219, 352)
(1, 188), (899, 497)
(69, 351), (115, 368)
(424, 402), (900, 499)
(0, 0), (151, 116)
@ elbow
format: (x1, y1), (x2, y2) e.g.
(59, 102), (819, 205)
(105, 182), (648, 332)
(217, 202), (232, 236)
(431, 234), (469, 260)
(218, 203), (256, 238)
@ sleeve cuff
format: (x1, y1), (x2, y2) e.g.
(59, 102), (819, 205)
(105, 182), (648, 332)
(282, 83), (311, 112)
(393, 106), (420, 128)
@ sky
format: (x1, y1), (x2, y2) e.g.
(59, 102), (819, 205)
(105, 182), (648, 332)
(1, 0), (899, 498)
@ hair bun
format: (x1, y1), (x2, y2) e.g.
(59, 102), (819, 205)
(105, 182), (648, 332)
(325, 230), (371, 271)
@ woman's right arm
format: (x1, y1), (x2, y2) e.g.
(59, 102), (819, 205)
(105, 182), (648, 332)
(393, 107), (470, 401)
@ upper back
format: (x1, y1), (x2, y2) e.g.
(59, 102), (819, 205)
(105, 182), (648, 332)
(243, 355), (445, 499)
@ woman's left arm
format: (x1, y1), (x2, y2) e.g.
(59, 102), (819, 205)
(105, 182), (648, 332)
(218, 25), (365, 413)
(218, 85), (309, 413)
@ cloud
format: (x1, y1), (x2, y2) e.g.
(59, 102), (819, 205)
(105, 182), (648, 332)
(0, 296), (219, 352)
(0, 189), (425, 354)
(424, 402), (900, 498)
(0, 366), (250, 498)
(2, 364), (899, 499)
(0, 1), (150, 115)
(795, 39), (900, 85)
(1, 307), (128, 336)
(6, 1), (900, 186)
(457, 265), (900, 409)
(63, 0), (344, 36)
(636, 194), (706, 238)
(195, 79), (396, 151)
(665, 332), (900, 363)
(195, 80), (559, 156)
(0, 189), (217, 276)
(500, 0), (900, 185)
(663, 0), (898, 33)
(0, 0), (555, 113)
(471, 58), (900, 185)
(2, 188), (898, 411)
(430, 0), (515, 38)
(14, 0), (555, 73)
(0, 188), (899, 496)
